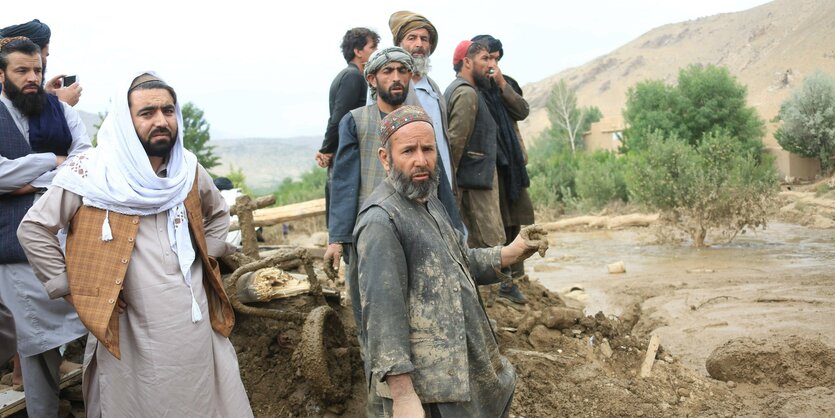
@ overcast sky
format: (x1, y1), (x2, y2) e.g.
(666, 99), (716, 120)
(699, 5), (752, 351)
(4, 0), (771, 139)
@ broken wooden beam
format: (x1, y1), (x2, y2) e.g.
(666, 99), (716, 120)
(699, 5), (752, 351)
(640, 334), (661, 378)
(230, 198), (326, 230)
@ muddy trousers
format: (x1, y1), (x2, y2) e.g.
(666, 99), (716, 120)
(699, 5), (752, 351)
(19, 347), (63, 417)
(0, 301), (15, 364)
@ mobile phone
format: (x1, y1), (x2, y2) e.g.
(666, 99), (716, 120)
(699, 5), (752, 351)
(63, 75), (77, 86)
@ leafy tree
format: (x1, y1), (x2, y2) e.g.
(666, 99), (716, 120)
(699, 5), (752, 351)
(623, 64), (764, 154)
(541, 79), (602, 154)
(527, 137), (579, 210)
(181, 102), (220, 171)
(774, 70), (835, 172)
(624, 132), (778, 247)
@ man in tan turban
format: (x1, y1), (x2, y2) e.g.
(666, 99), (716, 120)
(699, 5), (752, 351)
(388, 11), (456, 195)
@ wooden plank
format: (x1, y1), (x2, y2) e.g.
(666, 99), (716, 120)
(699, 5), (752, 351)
(230, 198), (326, 229)
(639, 334), (661, 378)
(1, 368), (81, 417)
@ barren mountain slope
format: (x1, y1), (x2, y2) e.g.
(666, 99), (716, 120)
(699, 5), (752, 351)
(520, 0), (835, 147)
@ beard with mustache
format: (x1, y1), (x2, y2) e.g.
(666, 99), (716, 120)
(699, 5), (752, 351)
(473, 70), (493, 91)
(378, 80), (408, 106)
(410, 53), (431, 78)
(388, 154), (440, 202)
(139, 126), (178, 157)
(4, 78), (45, 117)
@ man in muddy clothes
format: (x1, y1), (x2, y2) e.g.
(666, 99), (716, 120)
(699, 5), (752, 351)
(352, 105), (548, 417)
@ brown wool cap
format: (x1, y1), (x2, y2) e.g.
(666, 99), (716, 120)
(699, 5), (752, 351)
(379, 105), (434, 145)
(389, 11), (438, 55)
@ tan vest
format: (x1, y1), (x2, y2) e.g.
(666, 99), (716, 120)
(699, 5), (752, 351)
(65, 178), (234, 359)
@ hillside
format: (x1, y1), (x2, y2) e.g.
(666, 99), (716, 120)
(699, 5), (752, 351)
(520, 0), (835, 150)
(212, 136), (320, 192)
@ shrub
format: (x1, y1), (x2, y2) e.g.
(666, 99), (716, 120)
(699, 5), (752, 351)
(624, 132), (778, 246)
(575, 150), (627, 210)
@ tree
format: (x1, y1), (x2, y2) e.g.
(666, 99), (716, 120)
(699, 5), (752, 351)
(181, 102), (220, 171)
(623, 64), (765, 154)
(542, 79), (602, 154)
(774, 70), (835, 173)
(624, 132), (778, 247)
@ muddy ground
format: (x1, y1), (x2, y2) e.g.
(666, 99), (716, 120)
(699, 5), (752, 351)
(4, 186), (834, 417)
(225, 184), (835, 417)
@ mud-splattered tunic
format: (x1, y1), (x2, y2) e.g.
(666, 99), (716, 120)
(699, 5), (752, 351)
(353, 178), (516, 417)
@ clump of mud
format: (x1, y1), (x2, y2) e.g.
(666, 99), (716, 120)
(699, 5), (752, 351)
(706, 336), (835, 387)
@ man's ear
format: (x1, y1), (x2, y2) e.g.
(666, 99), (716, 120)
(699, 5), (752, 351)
(366, 73), (376, 88)
(378, 147), (390, 173)
(0, 70), (5, 85)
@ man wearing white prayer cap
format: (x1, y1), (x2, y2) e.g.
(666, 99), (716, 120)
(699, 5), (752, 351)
(18, 71), (253, 417)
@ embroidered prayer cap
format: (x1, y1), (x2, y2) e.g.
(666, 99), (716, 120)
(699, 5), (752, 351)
(471, 34), (503, 60)
(0, 19), (51, 49)
(0, 36), (31, 50)
(453, 40), (473, 66)
(365, 46), (414, 77)
(389, 11), (438, 55)
(379, 105), (433, 146)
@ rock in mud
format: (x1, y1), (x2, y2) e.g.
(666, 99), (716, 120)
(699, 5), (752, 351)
(541, 307), (584, 330)
(705, 336), (835, 388)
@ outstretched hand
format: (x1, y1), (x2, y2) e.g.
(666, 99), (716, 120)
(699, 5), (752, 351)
(501, 224), (549, 267)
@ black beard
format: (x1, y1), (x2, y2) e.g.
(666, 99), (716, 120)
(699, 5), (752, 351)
(473, 71), (492, 90)
(4, 78), (45, 117)
(378, 82), (408, 106)
(388, 158), (439, 202)
(140, 128), (177, 157)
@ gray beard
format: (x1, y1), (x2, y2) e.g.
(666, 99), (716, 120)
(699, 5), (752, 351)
(388, 160), (439, 202)
(411, 56), (431, 78)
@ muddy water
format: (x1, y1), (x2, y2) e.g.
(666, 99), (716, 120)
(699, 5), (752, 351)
(527, 222), (835, 373)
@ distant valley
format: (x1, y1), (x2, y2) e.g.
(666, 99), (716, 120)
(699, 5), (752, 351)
(211, 136), (321, 193)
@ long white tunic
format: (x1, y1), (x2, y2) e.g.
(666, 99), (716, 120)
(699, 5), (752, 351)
(20, 167), (253, 417)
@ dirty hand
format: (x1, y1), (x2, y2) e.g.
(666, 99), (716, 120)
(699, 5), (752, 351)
(502, 225), (549, 266)
(323, 243), (342, 277)
(490, 63), (506, 88)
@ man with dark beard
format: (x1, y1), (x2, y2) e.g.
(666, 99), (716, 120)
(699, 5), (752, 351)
(472, 34), (535, 305)
(352, 105), (549, 417)
(0, 37), (89, 417)
(389, 11), (456, 191)
(0, 19), (83, 106)
(324, 47), (461, 272)
(444, 40), (505, 250)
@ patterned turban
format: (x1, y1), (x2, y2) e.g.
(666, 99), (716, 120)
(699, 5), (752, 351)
(0, 19), (51, 48)
(389, 11), (438, 55)
(379, 105), (434, 145)
(365, 46), (413, 77)
(0, 36), (31, 50)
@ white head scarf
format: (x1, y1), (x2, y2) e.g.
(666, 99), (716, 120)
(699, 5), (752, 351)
(53, 70), (202, 322)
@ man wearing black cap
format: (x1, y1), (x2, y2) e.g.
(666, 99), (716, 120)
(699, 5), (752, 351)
(0, 19), (82, 106)
(471, 34), (535, 305)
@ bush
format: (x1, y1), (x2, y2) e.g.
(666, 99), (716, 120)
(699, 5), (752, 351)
(527, 139), (578, 210)
(774, 70), (835, 173)
(624, 132), (779, 246)
(575, 150), (627, 210)
(272, 168), (326, 206)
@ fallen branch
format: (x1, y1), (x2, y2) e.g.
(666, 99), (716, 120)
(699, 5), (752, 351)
(542, 213), (659, 231)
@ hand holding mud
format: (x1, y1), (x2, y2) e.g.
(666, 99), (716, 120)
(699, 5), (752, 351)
(501, 224), (549, 266)
(322, 243), (342, 278)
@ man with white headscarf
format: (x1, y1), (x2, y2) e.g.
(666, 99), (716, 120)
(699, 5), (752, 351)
(18, 72), (253, 417)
